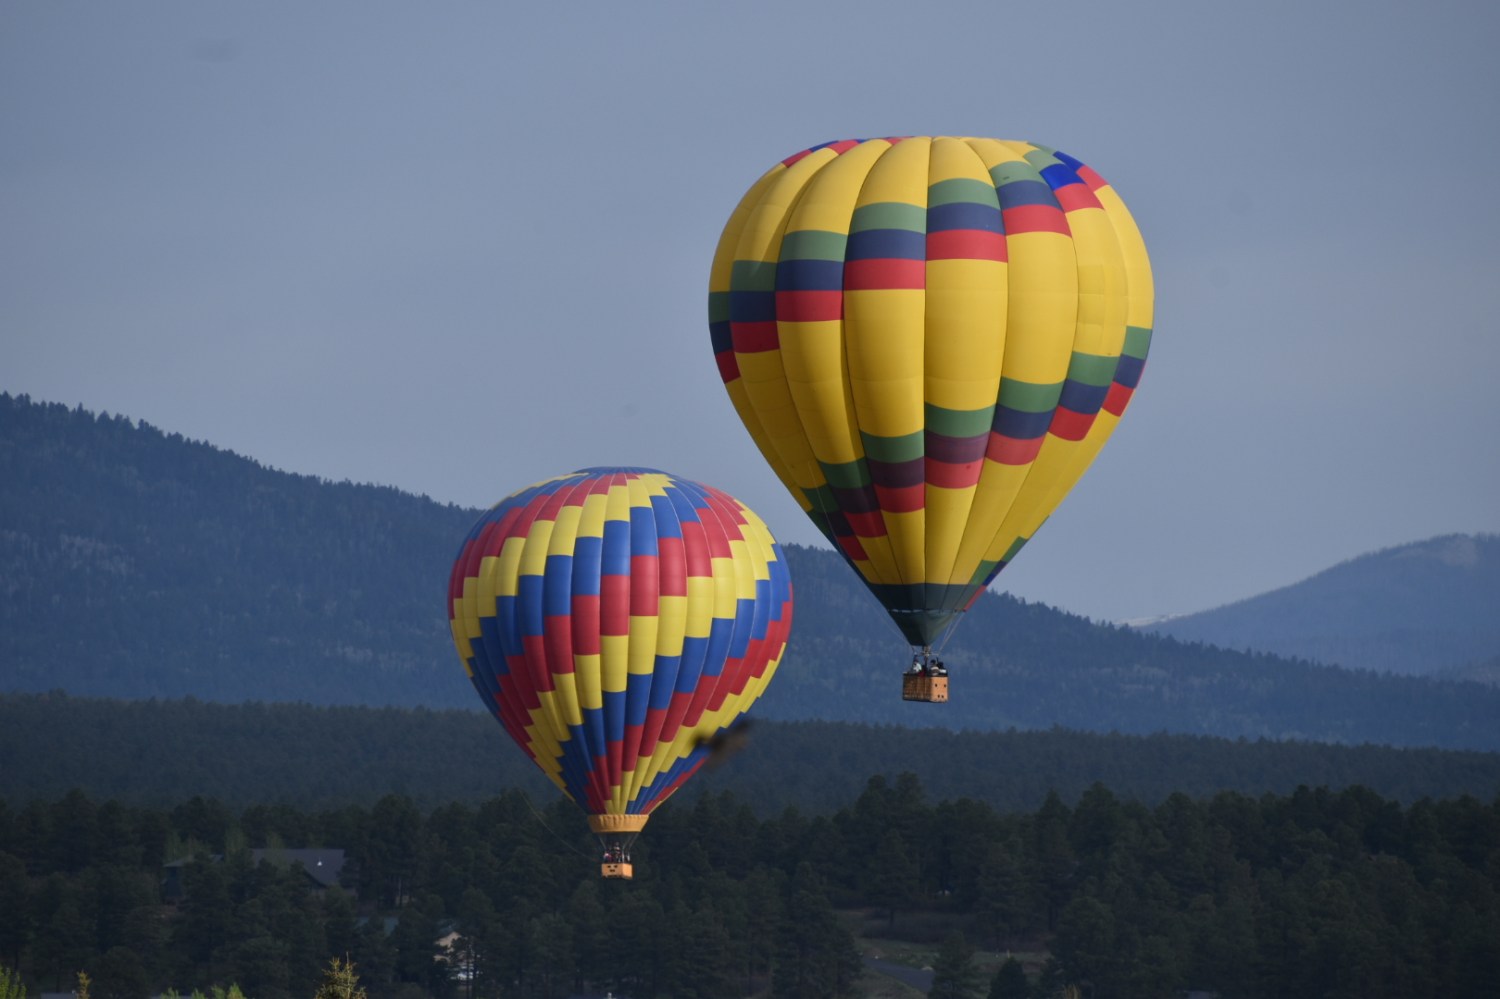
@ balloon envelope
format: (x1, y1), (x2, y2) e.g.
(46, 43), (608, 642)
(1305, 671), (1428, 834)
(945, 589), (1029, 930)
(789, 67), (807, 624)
(448, 467), (793, 826)
(709, 137), (1153, 646)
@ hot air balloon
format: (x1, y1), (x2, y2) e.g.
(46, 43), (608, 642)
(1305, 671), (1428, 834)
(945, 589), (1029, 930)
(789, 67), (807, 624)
(447, 467), (793, 877)
(708, 137), (1152, 702)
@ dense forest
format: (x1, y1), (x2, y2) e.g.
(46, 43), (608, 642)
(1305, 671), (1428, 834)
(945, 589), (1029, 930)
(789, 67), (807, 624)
(1136, 533), (1500, 679)
(7, 394), (1500, 998)
(5, 392), (1500, 749)
(5, 693), (1500, 816)
(2, 779), (1497, 999)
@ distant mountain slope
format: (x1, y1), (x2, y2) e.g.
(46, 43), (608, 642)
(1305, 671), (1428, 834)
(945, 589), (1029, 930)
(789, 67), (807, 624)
(1132, 534), (1500, 677)
(0, 392), (476, 705)
(4, 391), (1500, 750)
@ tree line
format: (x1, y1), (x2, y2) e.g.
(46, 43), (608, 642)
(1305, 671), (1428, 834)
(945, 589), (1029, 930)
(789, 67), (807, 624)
(6, 693), (1500, 816)
(2, 778), (1498, 999)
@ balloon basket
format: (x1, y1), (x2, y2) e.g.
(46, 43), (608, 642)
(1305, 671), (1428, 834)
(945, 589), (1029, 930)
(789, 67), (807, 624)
(902, 673), (949, 702)
(600, 858), (634, 880)
(590, 814), (648, 880)
(903, 651), (949, 702)
(597, 836), (636, 879)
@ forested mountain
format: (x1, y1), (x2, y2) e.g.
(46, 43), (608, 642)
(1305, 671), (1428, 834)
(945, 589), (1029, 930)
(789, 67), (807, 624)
(5, 391), (1500, 750)
(1132, 533), (1500, 679)
(6, 692), (1500, 813)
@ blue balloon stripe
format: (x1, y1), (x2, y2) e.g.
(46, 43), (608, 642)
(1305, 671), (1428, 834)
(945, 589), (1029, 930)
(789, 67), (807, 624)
(994, 179), (1056, 210)
(490, 595), (522, 658)
(1113, 353), (1146, 388)
(570, 536), (603, 595)
(992, 404), (1055, 440)
(581, 703), (607, 759)
(727, 596), (755, 659)
(700, 616), (734, 677)
(601, 520), (631, 576)
(650, 494), (684, 538)
(730, 289), (776, 322)
(664, 482), (704, 524)
(1041, 162), (1084, 191)
(648, 655), (681, 710)
(624, 670), (653, 727)
(776, 257), (844, 291)
(846, 228), (926, 261)
(750, 576), (773, 639)
(557, 736), (594, 805)
(709, 319), (733, 355)
(927, 201), (1002, 234)
(1058, 378), (1109, 415)
(517, 575), (545, 637)
(629, 505), (659, 556)
(603, 690), (626, 743)
(468, 664), (501, 710)
(1052, 149), (1085, 171)
(677, 634), (709, 693)
(543, 554), (574, 616)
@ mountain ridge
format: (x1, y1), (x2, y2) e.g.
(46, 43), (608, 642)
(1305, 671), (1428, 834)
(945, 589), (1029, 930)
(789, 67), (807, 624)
(4, 389), (1498, 750)
(1131, 532), (1500, 678)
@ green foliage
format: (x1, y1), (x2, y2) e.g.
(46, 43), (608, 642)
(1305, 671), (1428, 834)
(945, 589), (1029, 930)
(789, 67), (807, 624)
(313, 957), (367, 999)
(986, 957), (1028, 999)
(0, 781), (1498, 998)
(928, 931), (982, 999)
(7, 692), (1500, 816)
(771, 865), (861, 998)
(0, 963), (26, 999)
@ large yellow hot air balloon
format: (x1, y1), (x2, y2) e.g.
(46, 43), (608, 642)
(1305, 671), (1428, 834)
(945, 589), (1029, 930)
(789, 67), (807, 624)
(708, 137), (1152, 701)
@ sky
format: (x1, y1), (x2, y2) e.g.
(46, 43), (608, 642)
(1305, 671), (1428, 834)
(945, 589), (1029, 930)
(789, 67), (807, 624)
(3, 0), (1497, 624)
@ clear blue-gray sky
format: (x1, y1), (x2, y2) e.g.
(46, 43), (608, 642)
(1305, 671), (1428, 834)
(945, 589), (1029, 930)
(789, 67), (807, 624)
(3, 1), (1497, 623)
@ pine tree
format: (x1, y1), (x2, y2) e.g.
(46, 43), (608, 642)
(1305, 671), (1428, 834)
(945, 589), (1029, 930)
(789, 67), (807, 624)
(772, 866), (862, 999)
(928, 931), (982, 999)
(314, 957), (368, 999)
(864, 830), (919, 928)
(986, 957), (1028, 999)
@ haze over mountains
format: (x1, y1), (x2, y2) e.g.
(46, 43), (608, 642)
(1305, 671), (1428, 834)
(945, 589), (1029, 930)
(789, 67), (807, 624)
(3, 391), (1498, 751)
(1130, 533), (1500, 684)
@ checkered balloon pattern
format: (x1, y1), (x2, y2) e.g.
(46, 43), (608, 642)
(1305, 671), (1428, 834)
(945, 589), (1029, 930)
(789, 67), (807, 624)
(448, 468), (793, 820)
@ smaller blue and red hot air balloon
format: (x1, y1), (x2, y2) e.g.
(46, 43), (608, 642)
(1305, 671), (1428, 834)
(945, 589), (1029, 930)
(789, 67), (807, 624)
(448, 467), (793, 877)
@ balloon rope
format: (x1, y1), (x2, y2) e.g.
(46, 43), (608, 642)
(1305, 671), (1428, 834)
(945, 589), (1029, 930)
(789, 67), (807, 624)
(935, 615), (963, 656)
(519, 792), (593, 860)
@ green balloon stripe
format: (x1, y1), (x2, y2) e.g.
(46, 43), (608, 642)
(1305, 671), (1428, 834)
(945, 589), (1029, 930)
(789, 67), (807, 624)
(850, 201), (926, 233)
(925, 403), (994, 439)
(780, 230), (848, 260)
(860, 428), (924, 464)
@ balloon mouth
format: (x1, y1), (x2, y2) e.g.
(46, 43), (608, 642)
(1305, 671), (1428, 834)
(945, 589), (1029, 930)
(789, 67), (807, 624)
(588, 813), (651, 835)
